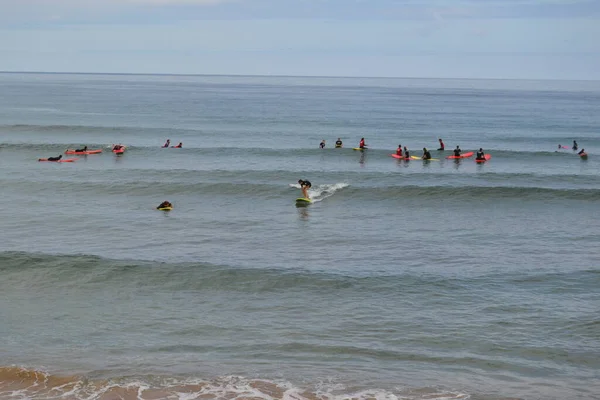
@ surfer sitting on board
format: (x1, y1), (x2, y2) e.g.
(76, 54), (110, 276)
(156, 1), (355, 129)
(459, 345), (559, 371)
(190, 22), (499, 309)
(438, 138), (445, 151)
(163, 139), (170, 148)
(359, 138), (366, 149)
(298, 179), (312, 199)
(403, 146), (410, 159)
(422, 148), (431, 160)
(476, 148), (485, 160)
(396, 145), (403, 157)
(454, 146), (461, 157)
(335, 138), (343, 148)
(320, 140), (326, 149)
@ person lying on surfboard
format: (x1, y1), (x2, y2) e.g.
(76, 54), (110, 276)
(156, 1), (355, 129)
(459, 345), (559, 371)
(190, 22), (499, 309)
(359, 138), (366, 149)
(113, 144), (124, 151)
(454, 146), (461, 157)
(438, 138), (445, 151)
(174, 142), (182, 148)
(476, 148), (485, 160)
(403, 146), (410, 159)
(47, 155), (63, 161)
(157, 200), (172, 209)
(298, 179), (312, 199)
(335, 138), (343, 148)
(422, 148), (431, 160)
(396, 145), (403, 157)
(74, 145), (88, 152)
(578, 149), (586, 156)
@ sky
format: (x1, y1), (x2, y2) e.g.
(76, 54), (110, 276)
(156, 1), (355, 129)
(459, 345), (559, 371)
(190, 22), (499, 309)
(0, 0), (599, 79)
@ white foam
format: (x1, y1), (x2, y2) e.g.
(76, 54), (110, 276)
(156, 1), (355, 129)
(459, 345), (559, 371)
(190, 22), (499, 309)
(307, 182), (349, 203)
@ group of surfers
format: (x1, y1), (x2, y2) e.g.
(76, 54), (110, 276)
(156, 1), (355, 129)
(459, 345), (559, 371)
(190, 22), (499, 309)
(163, 139), (183, 148)
(319, 137), (488, 161)
(558, 140), (586, 156)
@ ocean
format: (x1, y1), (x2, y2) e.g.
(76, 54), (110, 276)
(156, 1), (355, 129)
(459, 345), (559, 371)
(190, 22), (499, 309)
(0, 72), (599, 400)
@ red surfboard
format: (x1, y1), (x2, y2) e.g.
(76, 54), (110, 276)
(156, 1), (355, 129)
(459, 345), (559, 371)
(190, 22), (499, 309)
(446, 151), (474, 159)
(475, 154), (492, 163)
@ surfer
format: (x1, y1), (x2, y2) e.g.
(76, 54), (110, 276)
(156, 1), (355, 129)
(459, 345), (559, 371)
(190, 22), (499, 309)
(163, 139), (170, 148)
(437, 138), (445, 151)
(74, 145), (88, 152)
(298, 179), (312, 199)
(359, 138), (366, 149)
(174, 142), (182, 148)
(113, 144), (124, 151)
(396, 145), (403, 157)
(422, 148), (431, 160)
(157, 200), (172, 209)
(335, 138), (343, 148)
(403, 146), (410, 159)
(454, 146), (461, 157)
(572, 140), (578, 151)
(578, 148), (586, 155)
(476, 148), (485, 160)
(47, 155), (63, 161)
(320, 140), (326, 149)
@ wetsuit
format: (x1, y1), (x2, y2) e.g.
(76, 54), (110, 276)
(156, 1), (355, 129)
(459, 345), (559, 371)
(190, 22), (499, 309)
(454, 148), (461, 157)
(48, 156), (62, 161)
(476, 151), (485, 160)
(423, 150), (431, 160)
(404, 149), (410, 159)
(335, 140), (343, 148)
(573, 141), (578, 150)
(75, 147), (87, 152)
(320, 142), (325, 149)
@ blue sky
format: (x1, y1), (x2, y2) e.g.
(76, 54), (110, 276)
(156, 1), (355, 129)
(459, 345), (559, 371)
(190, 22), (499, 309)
(0, 0), (599, 79)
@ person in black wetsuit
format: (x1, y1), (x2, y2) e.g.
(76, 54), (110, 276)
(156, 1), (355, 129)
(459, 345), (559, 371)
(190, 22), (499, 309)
(454, 146), (461, 157)
(298, 179), (312, 199)
(320, 140), (326, 149)
(422, 148), (431, 160)
(74, 146), (88, 152)
(47, 155), (63, 161)
(476, 148), (485, 160)
(403, 146), (410, 159)
(572, 140), (578, 150)
(578, 149), (586, 155)
(335, 138), (343, 148)
(157, 201), (172, 209)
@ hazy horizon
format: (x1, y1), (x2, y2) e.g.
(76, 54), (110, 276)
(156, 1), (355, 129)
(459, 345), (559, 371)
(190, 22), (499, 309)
(1, 0), (599, 80)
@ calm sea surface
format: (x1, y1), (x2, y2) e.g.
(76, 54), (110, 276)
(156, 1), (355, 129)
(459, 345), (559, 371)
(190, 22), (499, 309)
(0, 73), (599, 400)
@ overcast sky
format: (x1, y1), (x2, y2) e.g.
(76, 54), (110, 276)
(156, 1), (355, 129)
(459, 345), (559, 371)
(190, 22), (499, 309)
(0, 0), (598, 79)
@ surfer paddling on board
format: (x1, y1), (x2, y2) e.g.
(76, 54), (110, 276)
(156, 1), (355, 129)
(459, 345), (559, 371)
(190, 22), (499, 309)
(174, 142), (183, 148)
(298, 179), (312, 199)
(438, 138), (445, 151)
(578, 148), (586, 156)
(359, 138), (367, 149)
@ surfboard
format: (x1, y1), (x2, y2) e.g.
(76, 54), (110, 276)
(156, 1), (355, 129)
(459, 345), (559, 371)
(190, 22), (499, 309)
(353, 147), (367, 151)
(390, 154), (410, 160)
(475, 154), (492, 163)
(410, 156), (439, 161)
(157, 206), (173, 211)
(446, 151), (474, 159)
(38, 158), (78, 162)
(65, 149), (102, 155)
(579, 153), (588, 159)
(295, 198), (312, 206)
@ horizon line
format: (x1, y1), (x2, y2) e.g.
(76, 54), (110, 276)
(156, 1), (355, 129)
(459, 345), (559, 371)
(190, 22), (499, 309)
(0, 70), (598, 83)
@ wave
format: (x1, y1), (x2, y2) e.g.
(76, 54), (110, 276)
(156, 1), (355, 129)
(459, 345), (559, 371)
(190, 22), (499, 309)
(0, 367), (471, 400)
